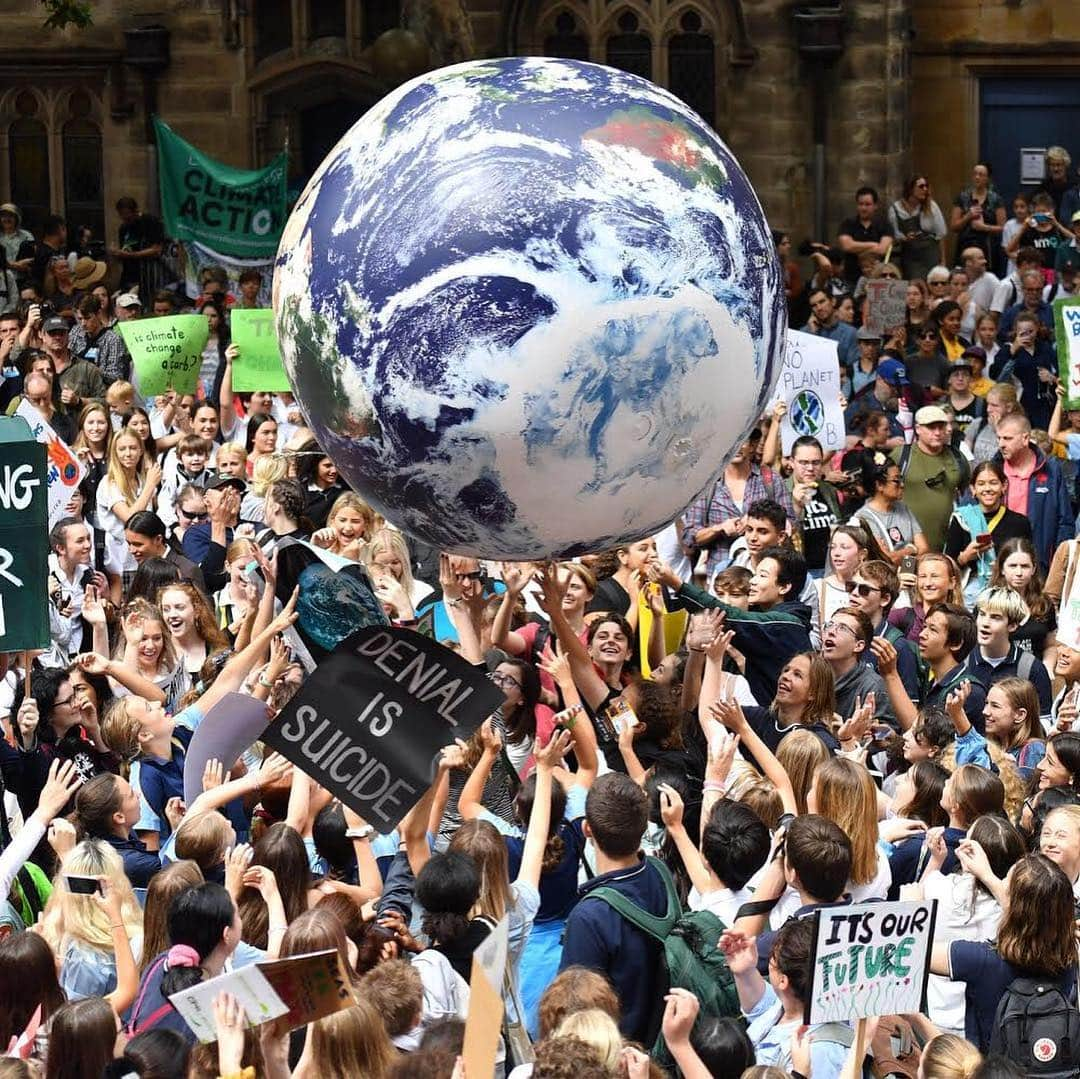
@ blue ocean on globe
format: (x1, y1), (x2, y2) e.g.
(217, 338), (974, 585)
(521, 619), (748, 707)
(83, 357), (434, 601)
(274, 56), (786, 559)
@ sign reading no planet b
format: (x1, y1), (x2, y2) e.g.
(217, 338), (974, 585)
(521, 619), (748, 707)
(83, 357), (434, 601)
(262, 626), (504, 831)
(806, 899), (937, 1024)
(231, 309), (292, 393)
(154, 117), (287, 258)
(1055, 297), (1080, 409)
(779, 330), (846, 455)
(119, 315), (209, 397)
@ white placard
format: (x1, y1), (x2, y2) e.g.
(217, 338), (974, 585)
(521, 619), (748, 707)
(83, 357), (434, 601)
(807, 899), (937, 1024)
(1021, 147), (1047, 185)
(13, 399), (86, 524)
(168, 963), (289, 1043)
(779, 330), (846, 455)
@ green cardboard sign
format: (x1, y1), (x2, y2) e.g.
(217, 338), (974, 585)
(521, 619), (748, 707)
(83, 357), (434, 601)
(1056, 297), (1080, 409)
(119, 315), (209, 397)
(231, 309), (292, 393)
(0, 417), (50, 653)
(155, 117), (287, 258)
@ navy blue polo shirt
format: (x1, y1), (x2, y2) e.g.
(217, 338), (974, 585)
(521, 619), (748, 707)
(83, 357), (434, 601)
(103, 832), (161, 888)
(136, 727), (193, 842)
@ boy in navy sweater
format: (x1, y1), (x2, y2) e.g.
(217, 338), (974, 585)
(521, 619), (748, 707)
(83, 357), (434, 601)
(559, 772), (668, 1043)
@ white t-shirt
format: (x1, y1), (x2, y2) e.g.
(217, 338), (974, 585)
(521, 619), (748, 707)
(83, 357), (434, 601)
(688, 884), (753, 927)
(95, 477), (137, 573)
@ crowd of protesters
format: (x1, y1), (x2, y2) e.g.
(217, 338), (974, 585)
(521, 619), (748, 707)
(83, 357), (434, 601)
(0, 151), (1079, 1079)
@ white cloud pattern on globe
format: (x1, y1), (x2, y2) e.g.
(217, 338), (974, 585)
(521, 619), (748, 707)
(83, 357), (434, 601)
(274, 57), (786, 559)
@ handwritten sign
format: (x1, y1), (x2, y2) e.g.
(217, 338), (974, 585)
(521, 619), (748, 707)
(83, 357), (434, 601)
(262, 626), (503, 831)
(806, 900), (937, 1024)
(779, 330), (845, 455)
(230, 308), (291, 393)
(0, 419), (49, 653)
(1057, 542), (1080, 652)
(118, 315), (209, 397)
(1055, 298), (1080, 409)
(13, 399), (86, 526)
(864, 279), (909, 337)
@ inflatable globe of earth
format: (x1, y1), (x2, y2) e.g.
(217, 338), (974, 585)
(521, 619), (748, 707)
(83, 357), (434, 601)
(274, 56), (785, 559)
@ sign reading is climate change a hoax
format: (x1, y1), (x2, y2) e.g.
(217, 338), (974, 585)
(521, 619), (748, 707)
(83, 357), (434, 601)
(262, 626), (504, 831)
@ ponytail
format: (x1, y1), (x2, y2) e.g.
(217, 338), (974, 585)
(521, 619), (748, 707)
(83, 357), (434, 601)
(160, 883), (234, 997)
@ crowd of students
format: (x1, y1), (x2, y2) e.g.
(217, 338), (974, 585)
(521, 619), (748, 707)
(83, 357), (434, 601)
(1, 157), (1080, 1079)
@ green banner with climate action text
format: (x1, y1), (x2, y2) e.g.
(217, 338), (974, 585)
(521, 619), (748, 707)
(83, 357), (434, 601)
(154, 117), (287, 258)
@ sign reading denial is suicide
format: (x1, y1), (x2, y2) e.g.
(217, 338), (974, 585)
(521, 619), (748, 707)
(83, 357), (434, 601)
(262, 626), (503, 831)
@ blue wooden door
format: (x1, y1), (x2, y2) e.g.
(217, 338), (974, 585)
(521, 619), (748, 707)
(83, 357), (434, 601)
(979, 77), (1080, 201)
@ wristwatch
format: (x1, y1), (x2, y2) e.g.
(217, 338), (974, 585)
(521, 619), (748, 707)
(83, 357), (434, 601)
(345, 826), (375, 840)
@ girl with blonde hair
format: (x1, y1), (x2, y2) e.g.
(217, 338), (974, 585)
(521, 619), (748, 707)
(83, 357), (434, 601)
(366, 526), (432, 608)
(918, 1033), (981, 1078)
(96, 427), (161, 599)
(295, 998), (395, 1079)
(109, 597), (177, 699)
(981, 676), (1046, 779)
(776, 728), (831, 816)
(239, 451), (289, 523)
(554, 1009), (623, 1072)
(43, 840), (142, 1002)
(312, 492), (374, 563)
(809, 757), (889, 897)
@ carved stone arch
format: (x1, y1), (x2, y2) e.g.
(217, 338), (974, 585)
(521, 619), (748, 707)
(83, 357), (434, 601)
(249, 59), (387, 185)
(596, 1), (660, 40)
(502, 0), (756, 67)
(659, 2), (721, 43)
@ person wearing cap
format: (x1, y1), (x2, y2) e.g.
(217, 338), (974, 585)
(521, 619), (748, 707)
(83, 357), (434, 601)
(68, 294), (130, 386)
(994, 410), (1071, 573)
(852, 325), (881, 394)
(1049, 241), (1080, 301)
(180, 474), (245, 594)
(843, 355), (909, 442)
(944, 358), (984, 441)
(39, 313), (105, 410)
(0, 203), (32, 279)
(114, 292), (142, 323)
(890, 405), (969, 550)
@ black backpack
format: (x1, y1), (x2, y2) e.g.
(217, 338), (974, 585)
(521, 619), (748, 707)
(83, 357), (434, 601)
(990, 975), (1080, 1077)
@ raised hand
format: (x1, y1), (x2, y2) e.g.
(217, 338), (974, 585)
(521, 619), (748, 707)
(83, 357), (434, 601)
(81, 586), (108, 626)
(710, 696), (747, 734)
(478, 717), (503, 756)
(539, 650), (573, 687)
(535, 727), (573, 771)
(500, 561), (536, 596)
(39, 758), (82, 819)
(439, 739), (469, 772)
(224, 843), (254, 899)
(47, 817), (77, 857)
(687, 608), (723, 651)
(74, 651), (110, 677)
(16, 697), (39, 746)
(203, 758), (225, 792)
(661, 987), (700, 1046)
(945, 681), (972, 728)
(869, 637), (897, 677)
(657, 783), (684, 829)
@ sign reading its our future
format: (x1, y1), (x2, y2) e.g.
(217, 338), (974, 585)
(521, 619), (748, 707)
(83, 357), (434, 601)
(262, 626), (504, 831)
(806, 899), (937, 1024)
(0, 417), (49, 653)
(154, 117), (288, 258)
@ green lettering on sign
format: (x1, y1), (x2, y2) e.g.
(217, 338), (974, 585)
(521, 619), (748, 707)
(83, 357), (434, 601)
(231, 309), (292, 393)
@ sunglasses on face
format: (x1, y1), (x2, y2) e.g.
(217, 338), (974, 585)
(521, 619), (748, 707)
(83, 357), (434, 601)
(455, 570), (484, 582)
(844, 580), (882, 597)
(179, 508), (208, 521)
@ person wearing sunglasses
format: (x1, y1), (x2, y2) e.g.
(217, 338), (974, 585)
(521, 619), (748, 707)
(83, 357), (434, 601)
(851, 449), (928, 567)
(905, 319), (951, 407)
(888, 175), (947, 283)
(846, 560), (922, 706)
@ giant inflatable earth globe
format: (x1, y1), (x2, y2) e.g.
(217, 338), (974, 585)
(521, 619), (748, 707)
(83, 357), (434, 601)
(274, 56), (785, 559)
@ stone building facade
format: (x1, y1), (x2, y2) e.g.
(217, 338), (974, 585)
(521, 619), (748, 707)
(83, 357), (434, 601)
(0, 0), (1075, 256)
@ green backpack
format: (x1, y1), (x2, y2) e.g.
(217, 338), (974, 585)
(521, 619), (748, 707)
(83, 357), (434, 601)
(590, 856), (741, 1059)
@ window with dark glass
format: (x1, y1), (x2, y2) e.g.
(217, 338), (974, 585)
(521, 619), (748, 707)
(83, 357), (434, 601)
(606, 10), (651, 80)
(309, 0), (346, 38)
(544, 10), (589, 60)
(668, 11), (715, 126)
(255, 0), (293, 61)
(8, 92), (49, 237)
(361, 0), (401, 45)
(63, 112), (104, 241)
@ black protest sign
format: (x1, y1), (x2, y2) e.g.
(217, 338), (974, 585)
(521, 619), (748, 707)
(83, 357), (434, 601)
(0, 420), (49, 653)
(262, 626), (503, 831)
